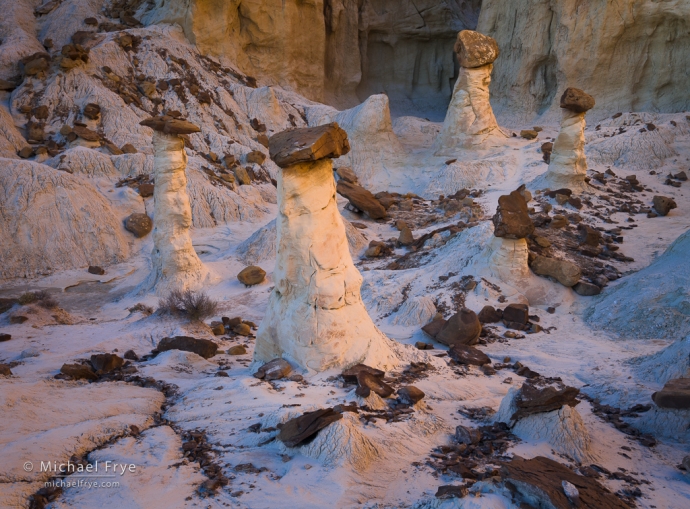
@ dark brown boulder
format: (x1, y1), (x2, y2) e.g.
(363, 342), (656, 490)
(157, 336), (218, 359)
(477, 305), (502, 324)
(355, 371), (394, 398)
(541, 142), (553, 163)
(137, 183), (154, 198)
(140, 116), (201, 135)
(502, 303), (529, 325)
(577, 224), (602, 246)
(454, 30), (499, 68)
(336, 181), (387, 219)
(398, 386), (425, 405)
(421, 316), (447, 339)
(0, 333), (11, 342)
(90, 353), (124, 374)
(269, 123), (350, 168)
(278, 408), (343, 447)
(254, 358), (292, 380)
(246, 150), (266, 165)
(237, 266), (266, 286)
(60, 363), (97, 381)
(652, 195), (677, 216)
(341, 364), (384, 384)
(88, 266), (105, 275)
(511, 379), (580, 421)
(0, 364), (12, 376)
(492, 190), (534, 239)
(436, 308), (481, 347)
(573, 281), (601, 296)
(652, 378), (690, 409)
(124, 213), (153, 238)
(448, 344), (491, 366)
(501, 456), (630, 509)
(560, 87), (595, 113)
(83, 103), (101, 120)
(72, 125), (100, 142)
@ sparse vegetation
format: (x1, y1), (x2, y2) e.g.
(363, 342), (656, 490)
(158, 290), (219, 322)
(128, 303), (154, 315)
(18, 290), (59, 309)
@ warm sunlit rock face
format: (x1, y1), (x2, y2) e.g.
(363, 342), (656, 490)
(478, 0), (690, 121)
(254, 124), (396, 371)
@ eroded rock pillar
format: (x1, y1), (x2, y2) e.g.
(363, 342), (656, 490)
(436, 30), (504, 152)
(140, 116), (209, 295)
(542, 88), (595, 189)
(255, 123), (396, 372)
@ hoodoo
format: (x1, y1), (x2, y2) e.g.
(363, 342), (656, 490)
(254, 123), (396, 372)
(139, 115), (210, 295)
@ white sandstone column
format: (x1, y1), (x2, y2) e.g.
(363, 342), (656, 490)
(254, 123), (396, 372)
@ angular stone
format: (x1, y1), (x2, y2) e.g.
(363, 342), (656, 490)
(72, 125), (100, 142)
(448, 344), (491, 366)
(268, 123), (350, 167)
(233, 323), (252, 336)
(398, 224), (414, 246)
(652, 195), (677, 216)
(26, 121), (45, 142)
(503, 303), (529, 325)
(278, 408), (343, 447)
(0, 79), (17, 91)
(18, 147), (34, 159)
(436, 308), (482, 347)
(492, 190), (535, 239)
(577, 224), (602, 246)
(121, 143), (138, 154)
(123, 350), (138, 360)
(60, 363), (97, 381)
(455, 425), (482, 445)
(341, 363), (385, 384)
(124, 213), (153, 238)
(454, 30), (499, 68)
(237, 266), (266, 286)
(140, 116), (201, 135)
(355, 371), (394, 398)
(560, 87), (596, 113)
(246, 150), (266, 165)
(530, 254), (581, 287)
(138, 183), (154, 198)
(83, 103), (101, 120)
(104, 143), (123, 155)
(573, 281), (601, 296)
(254, 358), (292, 380)
(520, 129), (538, 140)
(477, 305), (502, 323)
(227, 345), (247, 355)
(398, 386), (425, 405)
(652, 378), (690, 409)
(435, 485), (469, 499)
(157, 336), (218, 359)
(88, 266), (105, 275)
(422, 316), (448, 339)
(541, 142), (553, 163)
(0, 364), (12, 376)
(512, 379), (580, 421)
(336, 166), (358, 183)
(336, 181), (387, 219)
(90, 353), (124, 373)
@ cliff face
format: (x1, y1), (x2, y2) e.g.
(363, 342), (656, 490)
(477, 0), (690, 122)
(143, 0), (481, 118)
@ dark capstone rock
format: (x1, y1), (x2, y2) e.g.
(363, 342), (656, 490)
(502, 303), (529, 325)
(422, 316), (447, 339)
(269, 123), (350, 167)
(137, 183), (154, 197)
(573, 281), (601, 296)
(652, 378), (690, 409)
(436, 308), (481, 347)
(435, 485), (469, 499)
(0, 333), (13, 342)
(278, 408), (343, 447)
(577, 224), (602, 246)
(0, 364), (12, 376)
(492, 190), (535, 239)
(455, 425), (482, 445)
(60, 363), (98, 381)
(83, 103), (101, 120)
(541, 142), (553, 163)
(398, 386), (425, 405)
(477, 305), (502, 324)
(336, 181), (387, 219)
(254, 358), (292, 380)
(140, 116), (201, 135)
(501, 456), (630, 509)
(454, 30), (499, 68)
(124, 213), (153, 238)
(88, 266), (105, 275)
(652, 195), (677, 216)
(448, 344), (491, 366)
(123, 349), (139, 361)
(341, 363), (384, 384)
(237, 266), (266, 286)
(560, 87), (595, 113)
(511, 379), (580, 421)
(355, 371), (394, 398)
(90, 353), (124, 373)
(157, 336), (218, 359)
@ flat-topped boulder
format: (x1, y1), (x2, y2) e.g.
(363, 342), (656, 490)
(268, 122), (350, 168)
(560, 87), (595, 113)
(652, 378), (690, 409)
(492, 190), (535, 239)
(140, 116), (201, 135)
(454, 30), (500, 68)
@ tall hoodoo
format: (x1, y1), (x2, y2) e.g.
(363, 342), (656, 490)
(255, 123), (396, 372)
(542, 88), (595, 189)
(139, 115), (210, 295)
(435, 30), (504, 152)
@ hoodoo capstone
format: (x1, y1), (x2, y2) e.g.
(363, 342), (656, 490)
(254, 123), (396, 372)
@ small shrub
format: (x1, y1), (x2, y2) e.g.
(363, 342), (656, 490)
(159, 290), (218, 322)
(128, 303), (154, 315)
(18, 290), (58, 309)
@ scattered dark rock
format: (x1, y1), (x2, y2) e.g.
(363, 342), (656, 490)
(18, 146), (34, 159)
(83, 103), (101, 120)
(0, 364), (12, 376)
(269, 123), (350, 167)
(88, 266), (105, 275)
(436, 308), (481, 347)
(560, 87), (596, 113)
(237, 266), (266, 286)
(123, 350), (139, 361)
(652, 196), (677, 216)
(573, 281), (601, 296)
(227, 345), (247, 355)
(520, 129), (538, 140)
(398, 386), (425, 405)
(278, 408), (343, 447)
(541, 142), (553, 163)
(254, 358), (292, 380)
(492, 190), (535, 239)
(60, 363), (98, 381)
(511, 378), (580, 421)
(652, 378), (690, 409)
(454, 425), (482, 445)
(435, 485), (469, 499)
(336, 181), (387, 219)
(0, 333), (12, 342)
(121, 143), (138, 154)
(124, 213), (153, 238)
(355, 371), (394, 398)
(449, 344), (491, 366)
(72, 125), (100, 142)
(137, 183), (154, 197)
(341, 364), (385, 384)
(157, 336), (218, 359)
(502, 303), (528, 325)
(90, 353), (124, 374)
(477, 305), (502, 323)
